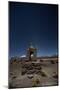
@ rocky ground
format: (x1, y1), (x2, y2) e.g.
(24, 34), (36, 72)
(9, 58), (58, 88)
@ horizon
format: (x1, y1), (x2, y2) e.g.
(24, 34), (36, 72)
(9, 54), (58, 60)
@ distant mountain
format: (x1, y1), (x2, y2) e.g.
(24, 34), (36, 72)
(10, 54), (58, 61)
(10, 56), (20, 61)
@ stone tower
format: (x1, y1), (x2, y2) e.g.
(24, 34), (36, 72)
(27, 43), (37, 61)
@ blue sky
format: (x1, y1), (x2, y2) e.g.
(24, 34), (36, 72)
(9, 2), (58, 58)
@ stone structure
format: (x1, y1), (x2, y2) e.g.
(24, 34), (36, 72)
(27, 43), (37, 61)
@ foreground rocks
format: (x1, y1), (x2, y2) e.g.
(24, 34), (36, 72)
(9, 58), (58, 88)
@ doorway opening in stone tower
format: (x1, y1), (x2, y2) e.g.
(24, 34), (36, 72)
(30, 51), (34, 58)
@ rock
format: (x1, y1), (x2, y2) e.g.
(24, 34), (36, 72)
(53, 74), (58, 79)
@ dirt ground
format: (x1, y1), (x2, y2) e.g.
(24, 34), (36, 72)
(9, 58), (58, 88)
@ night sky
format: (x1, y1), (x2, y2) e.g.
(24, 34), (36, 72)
(9, 2), (58, 58)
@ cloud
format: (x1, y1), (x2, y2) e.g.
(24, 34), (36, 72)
(20, 55), (26, 58)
